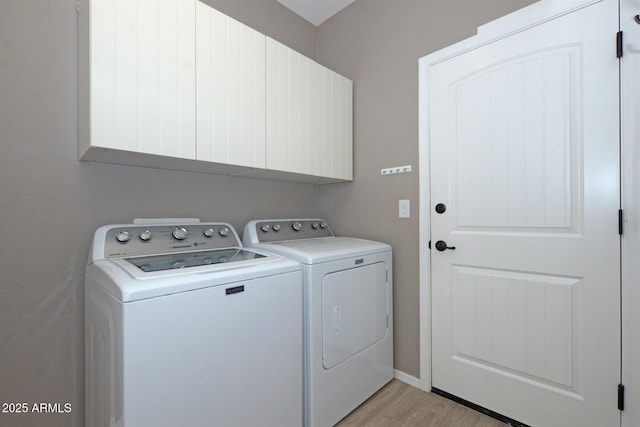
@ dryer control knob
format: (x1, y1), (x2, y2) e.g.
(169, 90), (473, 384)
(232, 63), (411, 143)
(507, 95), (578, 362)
(116, 231), (130, 243)
(203, 228), (215, 238)
(320, 223), (327, 229)
(311, 222), (319, 229)
(219, 227), (230, 237)
(261, 224), (270, 232)
(272, 224), (281, 231)
(139, 230), (152, 241)
(292, 222), (302, 232)
(172, 227), (188, 240)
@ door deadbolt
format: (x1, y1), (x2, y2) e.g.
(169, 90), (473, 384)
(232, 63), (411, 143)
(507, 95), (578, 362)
(435, 240), (456, 251)
(435, 203), (446, 214)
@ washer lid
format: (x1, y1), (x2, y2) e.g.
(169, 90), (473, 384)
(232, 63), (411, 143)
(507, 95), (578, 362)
(87, 249), (301, 302)
(125, 248), (265, 273)
(250, 237), (391, 264)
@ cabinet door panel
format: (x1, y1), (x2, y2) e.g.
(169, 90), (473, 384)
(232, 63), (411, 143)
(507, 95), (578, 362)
(266, 37), (352, 180)
(323, 68), (353, 180)
(196, 2), (266, 168)
(90, 0), (196, 159)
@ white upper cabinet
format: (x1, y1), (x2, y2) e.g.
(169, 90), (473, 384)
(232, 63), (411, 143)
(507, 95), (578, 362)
(266, 37), (353, 181)
(80, 0), (352, 183)
(80, 0), (196, 160)
(196, 3), (266, 169)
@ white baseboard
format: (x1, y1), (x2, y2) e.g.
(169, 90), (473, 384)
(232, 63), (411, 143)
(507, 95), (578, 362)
(393, 369), (422, 389)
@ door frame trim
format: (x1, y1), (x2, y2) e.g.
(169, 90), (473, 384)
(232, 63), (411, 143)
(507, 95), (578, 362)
(621, 1), (639, 426)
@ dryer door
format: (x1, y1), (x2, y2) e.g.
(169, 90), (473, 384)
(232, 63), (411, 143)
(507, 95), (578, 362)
(322, 262), (389, 369)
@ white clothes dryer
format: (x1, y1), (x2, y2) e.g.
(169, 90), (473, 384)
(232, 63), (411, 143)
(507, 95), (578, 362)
(85, 219), (303, 427)
(243, 219), (393, 427)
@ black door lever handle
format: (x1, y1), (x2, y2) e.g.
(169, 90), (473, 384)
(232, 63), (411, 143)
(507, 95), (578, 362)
(435, 240), (456, 252)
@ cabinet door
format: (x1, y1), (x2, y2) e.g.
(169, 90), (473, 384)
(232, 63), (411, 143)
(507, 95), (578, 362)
(196, 2), (266, 168)
(90, 0), (196, 159)
(266, 38), (353, 180)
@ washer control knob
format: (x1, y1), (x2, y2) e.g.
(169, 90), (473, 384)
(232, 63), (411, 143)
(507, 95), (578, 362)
(139, 230), (152, 241)
(116, 231), (130, 243)
(203, 228), (215, 238)
(219, 227), (230, 237)
(172, 260), (187, 269)
(261, 224), (270, 232)
(172, 227), (188, 240)
(292, 222), (302, 232)
(272, 224), (281, 232)
(311, 222), (319, 229)
(320, 223), (327, 229)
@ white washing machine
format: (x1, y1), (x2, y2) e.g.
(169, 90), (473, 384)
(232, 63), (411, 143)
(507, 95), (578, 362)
(243, 219), (393, 427)
(85, 219), (303, 427)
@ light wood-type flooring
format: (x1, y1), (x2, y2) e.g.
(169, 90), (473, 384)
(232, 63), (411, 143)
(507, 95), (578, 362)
(335, 379), (507, 427)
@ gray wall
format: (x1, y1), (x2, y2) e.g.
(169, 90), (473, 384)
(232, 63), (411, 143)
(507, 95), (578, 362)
(0, 1), (315, 426)
(316, 0), (538, 377)
(0, 1), (539, 426)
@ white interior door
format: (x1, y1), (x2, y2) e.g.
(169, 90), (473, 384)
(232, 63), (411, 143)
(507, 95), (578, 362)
(429, 1), (620, 426)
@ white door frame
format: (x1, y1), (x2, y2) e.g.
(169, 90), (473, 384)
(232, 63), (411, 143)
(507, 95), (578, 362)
(418, 0), (637, 424)
(621, 1), (640, 426)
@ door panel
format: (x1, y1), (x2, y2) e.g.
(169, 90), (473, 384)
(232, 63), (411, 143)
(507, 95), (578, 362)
(430, 1), (620, 426)
(453, 46), (581, 232)
(452, 266), (580, 390)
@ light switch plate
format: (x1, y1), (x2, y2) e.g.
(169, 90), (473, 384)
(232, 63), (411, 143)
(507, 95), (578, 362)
(399, 200), (410, 218)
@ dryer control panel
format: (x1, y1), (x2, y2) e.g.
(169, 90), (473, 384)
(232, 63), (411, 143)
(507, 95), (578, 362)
(249, 219), (334, 243)
(101, 223), (241, 258)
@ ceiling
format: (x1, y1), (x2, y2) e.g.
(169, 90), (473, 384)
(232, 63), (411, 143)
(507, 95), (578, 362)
(276, 0), (357, 26)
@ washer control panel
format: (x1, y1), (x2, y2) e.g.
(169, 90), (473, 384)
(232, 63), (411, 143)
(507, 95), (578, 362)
(252, 219), (334, 243)
(103, 223), (239, 258)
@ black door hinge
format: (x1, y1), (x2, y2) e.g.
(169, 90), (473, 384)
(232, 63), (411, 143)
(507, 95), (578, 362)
(428, 240), (431, 250)
(619, 209), (624, 235)
(617, 31), (623, 58)
(618, 384), (625, 411)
